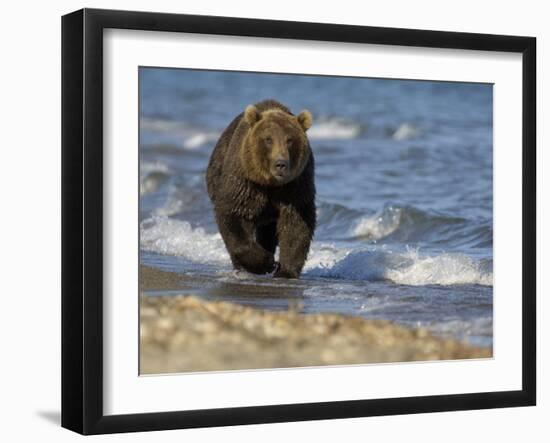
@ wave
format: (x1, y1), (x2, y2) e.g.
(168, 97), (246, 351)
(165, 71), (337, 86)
(305, 247), (493, 286)
(152, 184), (188, 217)
(140, 161), (171, 196)
(315, 202), (362, 239)
(142, 117), (425, 151)
(140, 216), (492, 287)
(350, 204), (473, 244)
(352, 205), (402, 240)
(306, 116), (362, 140)
(316, 202), (491, 249)
(142, 115), (366, 148)
(392, 122), (420, 141)
(141, 118), (220, 150)
(182, 132), (220, 149)
(140, 217), (229, 265)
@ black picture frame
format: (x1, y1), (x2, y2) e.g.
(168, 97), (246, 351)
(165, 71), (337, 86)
(61, 8), (536, 435)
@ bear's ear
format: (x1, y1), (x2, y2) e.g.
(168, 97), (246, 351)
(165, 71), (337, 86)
(244, 105), (261, 126)
(297, 110), (313, 132)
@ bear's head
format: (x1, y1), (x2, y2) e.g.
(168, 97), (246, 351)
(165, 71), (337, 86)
(240, 105), (313, 186)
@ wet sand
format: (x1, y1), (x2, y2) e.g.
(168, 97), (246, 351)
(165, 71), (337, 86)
(140, 265), (492, 374)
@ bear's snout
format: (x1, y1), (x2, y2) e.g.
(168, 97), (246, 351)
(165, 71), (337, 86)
(274, 159), (288, 173)
(271, 157), (291, 181)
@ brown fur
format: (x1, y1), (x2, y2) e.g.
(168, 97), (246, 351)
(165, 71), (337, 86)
(206, 99), (316, 278)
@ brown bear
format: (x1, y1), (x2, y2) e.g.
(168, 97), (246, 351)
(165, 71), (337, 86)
(206, 99), (316, 279)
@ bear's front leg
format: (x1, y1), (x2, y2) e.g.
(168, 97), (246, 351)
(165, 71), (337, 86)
(274, 203), (315, 279)
(216, 213), (276, 274)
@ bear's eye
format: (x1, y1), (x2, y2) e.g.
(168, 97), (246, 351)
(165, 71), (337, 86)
(264, 137), (273, 146)
(286, 138), (293, 147)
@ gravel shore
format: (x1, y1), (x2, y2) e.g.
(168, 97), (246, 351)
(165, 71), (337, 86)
(140, 266), (491, 374)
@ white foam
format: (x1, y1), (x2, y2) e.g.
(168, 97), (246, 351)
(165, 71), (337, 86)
(141, 160), (171, 174)
(152, 184), (186, 217)
(141, 118), (183, 133)
(392, 122), (420, 141)
(140, 216), (492, 287)
(141, 118), (220, 150)
(183, 132), (219, 149)
(140, 216), (229, 265)
(307, 117), (361, 140)
(306, 247), (493, 286)
(139, 161), (171, 196)
(353, 207), (402, 240)
(153, 199), (184, 218)
(143, 116), (362, 146)
(385, 249), (492, 286)
(303, 243), (349, 271)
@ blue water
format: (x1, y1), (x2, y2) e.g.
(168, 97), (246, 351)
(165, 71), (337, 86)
(139, 67), (493, 348)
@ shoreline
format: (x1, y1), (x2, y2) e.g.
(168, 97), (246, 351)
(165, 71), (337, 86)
(140, 265), (492, 374)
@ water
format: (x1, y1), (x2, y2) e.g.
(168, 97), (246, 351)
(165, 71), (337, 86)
(139, 67), (493, 348)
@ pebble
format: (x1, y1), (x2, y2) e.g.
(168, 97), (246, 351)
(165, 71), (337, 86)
(140, 294), (492, 374)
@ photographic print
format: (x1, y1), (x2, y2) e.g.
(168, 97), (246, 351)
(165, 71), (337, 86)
(138, 68), (493, 374)
(62, 9), (536, 433)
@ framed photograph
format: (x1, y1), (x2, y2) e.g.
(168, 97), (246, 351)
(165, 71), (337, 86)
(61, 8), (536, 435)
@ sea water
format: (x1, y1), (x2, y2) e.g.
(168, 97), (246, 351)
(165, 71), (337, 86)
(139, 68), (493, 348)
